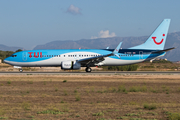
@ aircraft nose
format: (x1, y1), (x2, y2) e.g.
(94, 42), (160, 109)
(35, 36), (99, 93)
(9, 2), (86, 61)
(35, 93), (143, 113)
(3, 58), (10, 64)
(3, 59), (7, 63)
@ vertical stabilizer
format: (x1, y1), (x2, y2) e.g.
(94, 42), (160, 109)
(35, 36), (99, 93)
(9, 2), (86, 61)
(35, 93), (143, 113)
(129, 19), (171, 50)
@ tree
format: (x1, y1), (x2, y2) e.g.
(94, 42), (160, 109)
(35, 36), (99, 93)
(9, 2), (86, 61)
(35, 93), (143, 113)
(15, 49), (23, 52)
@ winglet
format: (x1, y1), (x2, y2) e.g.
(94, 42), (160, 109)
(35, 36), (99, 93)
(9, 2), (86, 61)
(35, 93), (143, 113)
(113, 42), (122, 54)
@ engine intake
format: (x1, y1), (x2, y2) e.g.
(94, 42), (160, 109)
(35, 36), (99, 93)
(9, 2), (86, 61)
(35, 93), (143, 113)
(61, 61), (81, 70)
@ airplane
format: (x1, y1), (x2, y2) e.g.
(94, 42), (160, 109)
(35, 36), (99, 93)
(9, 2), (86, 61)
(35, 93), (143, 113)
(4, 19), (175, 72)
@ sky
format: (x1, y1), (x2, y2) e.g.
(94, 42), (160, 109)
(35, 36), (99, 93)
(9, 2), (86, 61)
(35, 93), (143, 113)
(0, 0), (180, 50)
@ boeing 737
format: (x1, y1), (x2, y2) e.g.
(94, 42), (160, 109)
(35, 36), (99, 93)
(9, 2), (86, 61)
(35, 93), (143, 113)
(4, 19), (174, 72)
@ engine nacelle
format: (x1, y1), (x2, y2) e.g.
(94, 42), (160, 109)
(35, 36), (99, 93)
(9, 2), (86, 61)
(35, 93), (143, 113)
(61, 61), (81, 70)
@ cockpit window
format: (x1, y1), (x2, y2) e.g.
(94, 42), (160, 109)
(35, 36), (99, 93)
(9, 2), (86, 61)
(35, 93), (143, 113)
(11, 55), (17, 57)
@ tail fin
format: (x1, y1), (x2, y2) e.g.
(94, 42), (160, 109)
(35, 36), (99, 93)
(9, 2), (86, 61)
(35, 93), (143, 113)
(129, 19), (171, 50)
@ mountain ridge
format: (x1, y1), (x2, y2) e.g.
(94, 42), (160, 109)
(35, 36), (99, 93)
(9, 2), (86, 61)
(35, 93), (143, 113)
(0, 44), (23, 52)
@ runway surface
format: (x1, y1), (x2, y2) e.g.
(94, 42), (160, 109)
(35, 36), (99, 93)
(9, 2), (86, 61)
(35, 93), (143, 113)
(0, 71), (180, 75)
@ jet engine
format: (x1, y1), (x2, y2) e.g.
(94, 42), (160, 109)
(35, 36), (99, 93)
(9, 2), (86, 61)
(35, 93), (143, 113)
(61, 61), (81, 70)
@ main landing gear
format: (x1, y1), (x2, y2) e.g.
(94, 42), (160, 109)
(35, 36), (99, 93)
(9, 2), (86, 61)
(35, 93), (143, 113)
(19, 69), (23, 72)
(85, 67), (92, 72)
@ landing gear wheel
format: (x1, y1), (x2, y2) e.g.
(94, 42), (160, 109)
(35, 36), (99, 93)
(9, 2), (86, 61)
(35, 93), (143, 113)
(19, 69), (23, 72)
(85, 67), (92, 72)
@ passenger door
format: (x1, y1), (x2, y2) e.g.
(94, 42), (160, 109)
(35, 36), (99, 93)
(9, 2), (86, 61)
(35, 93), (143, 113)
(22, 52), (27, 61)
(139, 51), (143, 60)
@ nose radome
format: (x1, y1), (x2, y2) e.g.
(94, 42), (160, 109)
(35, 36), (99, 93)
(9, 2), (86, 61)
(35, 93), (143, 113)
(3, 59), (7, 63)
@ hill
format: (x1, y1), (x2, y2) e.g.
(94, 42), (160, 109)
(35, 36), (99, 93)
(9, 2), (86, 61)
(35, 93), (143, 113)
(0, 44), (23, 52)
(33, 32), (180, 61)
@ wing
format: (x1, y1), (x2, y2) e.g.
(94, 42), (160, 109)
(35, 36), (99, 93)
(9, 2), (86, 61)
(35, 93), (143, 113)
(78, 42), (122, 67)
(78, 53), (113, 67)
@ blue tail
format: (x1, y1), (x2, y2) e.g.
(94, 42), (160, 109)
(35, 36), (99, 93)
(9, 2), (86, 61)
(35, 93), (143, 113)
(129, 19), (171, 50)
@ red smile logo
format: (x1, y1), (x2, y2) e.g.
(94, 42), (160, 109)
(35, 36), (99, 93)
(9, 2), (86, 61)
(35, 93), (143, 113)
(152, 34), (165, 45)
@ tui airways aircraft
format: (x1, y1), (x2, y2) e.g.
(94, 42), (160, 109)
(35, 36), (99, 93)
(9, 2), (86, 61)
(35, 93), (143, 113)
(4, 19), (175, 72)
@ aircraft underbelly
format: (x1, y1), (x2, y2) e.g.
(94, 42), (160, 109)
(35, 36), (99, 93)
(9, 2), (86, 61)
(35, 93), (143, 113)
(6, 57), (62, 67)
(103, 58), (144, 66)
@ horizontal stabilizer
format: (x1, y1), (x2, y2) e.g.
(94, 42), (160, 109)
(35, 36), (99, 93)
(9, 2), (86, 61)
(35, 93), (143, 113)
(152, 47), (175, 54)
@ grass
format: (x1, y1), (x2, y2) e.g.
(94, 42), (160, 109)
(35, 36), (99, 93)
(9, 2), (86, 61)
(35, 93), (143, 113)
(108, 87), (116, 92)
(22, 102), (31, 110)
(167, 112), (180, 120)
(74, 89), (78, 93)
(61, 105), (69, 112)
(55, 87), (58, 92)
(129, 101), (138, 105)
(27, 115), (34, 118)
(144, 103), (157, 110)
(75, 93), (81, 101)
(129, 85), (147, 92)
(117, 85), (125, 92)
(43, 81), (46, 85)
(0, 117), (8, 119)
(7, 81), (11, 84)
(0, 74), (179, 119)
(117, 116), (128, 119)
(61, 100), (64, 103)
(162, 85), (170, 92)
(178, 87), (180, 92)
(28, 81), (33, 84)
(63, 80), (67, 83)
(147, 112), (158, 115)
(91, 86), (95, 92)
(37, 109), (64, 114)
(26, 90), (30, 93)
(63, 89), (68, 95)
(0, 109), (5, 116)
(125, 113), (140, 116)
(92, 112), (104, 116)
(76, 115), (80, 117)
